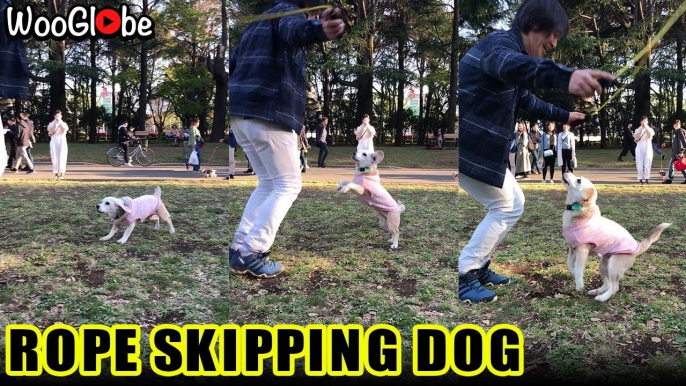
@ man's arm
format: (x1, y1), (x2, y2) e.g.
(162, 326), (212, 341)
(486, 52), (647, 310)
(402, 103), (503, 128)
(480, 35), (573, 92)
(278, 14), (328, 48)
(520, 90), (570, 124)
(229, 46), (237, 76)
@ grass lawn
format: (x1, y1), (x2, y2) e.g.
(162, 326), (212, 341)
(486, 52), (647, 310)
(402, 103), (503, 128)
(1, 179), (684, 383)
(5, 141), (674, 170)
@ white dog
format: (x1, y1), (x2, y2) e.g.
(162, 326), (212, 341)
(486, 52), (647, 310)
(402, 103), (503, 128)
(337, 150), (406, 249)
(561, 172), (670, 301)
(97, 186), (175, 244)
(203, 169), (217, 178)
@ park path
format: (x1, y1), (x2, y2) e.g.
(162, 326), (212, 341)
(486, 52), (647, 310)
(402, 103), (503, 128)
(0, 162), (677, 185)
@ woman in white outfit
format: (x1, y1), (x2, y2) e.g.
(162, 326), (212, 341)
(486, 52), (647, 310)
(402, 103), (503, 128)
(355, 114), (376, 152)
(634, 115), (654, 185)
(47, 110), (69, 180)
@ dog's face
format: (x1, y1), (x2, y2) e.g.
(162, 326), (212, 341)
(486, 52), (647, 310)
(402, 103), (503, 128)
(352, 150), (384, 168)
(97, 197), (132, 219)
(561, 172), (597, 207)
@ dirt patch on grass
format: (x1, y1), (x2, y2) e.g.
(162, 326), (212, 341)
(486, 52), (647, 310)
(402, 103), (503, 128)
(618, 334), (675, 364)
(387, 268), (417, 297)
(76, 262), (106, 288)
(155, 310), (186, 325)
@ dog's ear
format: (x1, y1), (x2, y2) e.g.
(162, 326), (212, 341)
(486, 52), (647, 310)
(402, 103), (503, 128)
(372, 151), (385, 164)
(581, 185), (597, 206)
(114, 197), (133, 213)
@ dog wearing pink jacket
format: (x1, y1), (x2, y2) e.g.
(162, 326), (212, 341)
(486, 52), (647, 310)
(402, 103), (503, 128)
(561, 172), (670, 302)
(338, 151), (406, 249)
(97, 186), (175, 244)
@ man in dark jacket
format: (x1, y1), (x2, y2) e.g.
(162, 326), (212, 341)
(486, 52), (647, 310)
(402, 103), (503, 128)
(18, 113), (35, 169)
(228, 0), (345, 278)
(663, 120), (686, 184)
(117, 119), (133, 167)
(617, 123), (636, 161)
(5, 117), (18, 169)
(652, 124), (666, 160)
(316, 116), (329, 167)
(457, 0), (614, 303)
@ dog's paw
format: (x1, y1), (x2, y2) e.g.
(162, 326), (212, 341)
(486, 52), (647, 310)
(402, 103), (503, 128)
(587, 289), (599, 296)
(99, 236), (110, 241)
(117, 238), (127, 245)
(169, 227), (176, 234)
(338, 183), (351, 193)
(576, 285), (584, 293)
(337, 181), (348, 191)
(594, 295), (609, 302)
(390, 243), (399, 249)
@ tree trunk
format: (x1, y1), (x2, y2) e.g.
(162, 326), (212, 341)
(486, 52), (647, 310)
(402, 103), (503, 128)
(207, 0), (228, 142)
(357, 0), (375, 121)
(320, 42), (331, 119)
(46, 1), (66, 120)
(395, 35), (405, 146)
(632, 0), (651, 126)
(677, 31), (684, 120)
(445, 0), (459, 134)
(89, 39), (97, 143)
(137, 0), (149, 132)
(111, 56), (117, 143)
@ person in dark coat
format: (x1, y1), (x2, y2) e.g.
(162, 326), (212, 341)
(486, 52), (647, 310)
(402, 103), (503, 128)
(617, 123), (636, 161)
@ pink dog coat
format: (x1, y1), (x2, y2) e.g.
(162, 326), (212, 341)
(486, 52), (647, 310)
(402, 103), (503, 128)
(352, 173), (403, 213)
(119, 195), (161, 227)
(563, 214), (641, 256)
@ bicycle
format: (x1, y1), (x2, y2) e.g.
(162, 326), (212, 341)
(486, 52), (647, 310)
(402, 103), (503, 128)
(107, 139), (156, 167)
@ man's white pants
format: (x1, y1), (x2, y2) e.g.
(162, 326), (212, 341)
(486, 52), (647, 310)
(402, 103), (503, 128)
(458, 169), (525, 274)
(229, 117), (302, 256)
(14, 146), (34, 170)
(228, 146), (236, 175)
(636, 141), (653, 180)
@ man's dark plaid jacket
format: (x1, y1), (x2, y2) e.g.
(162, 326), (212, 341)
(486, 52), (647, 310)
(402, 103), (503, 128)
(0, 0), (28, 100)
(229, 0), (328, 135)
(459, 28), (573, 188)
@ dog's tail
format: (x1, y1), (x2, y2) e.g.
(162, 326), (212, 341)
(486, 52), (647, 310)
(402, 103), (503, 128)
(154, 186), (162, 198)
(397, 200), (406, 213)
(637, 223), (671, 255)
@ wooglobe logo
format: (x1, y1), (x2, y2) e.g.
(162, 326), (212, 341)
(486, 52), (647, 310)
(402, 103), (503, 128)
(4, 4), (155, 41)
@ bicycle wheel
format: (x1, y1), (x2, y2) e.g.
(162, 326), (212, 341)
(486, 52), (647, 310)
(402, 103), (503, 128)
(107, 147), (125, 167)
(136, 148), (155, 167)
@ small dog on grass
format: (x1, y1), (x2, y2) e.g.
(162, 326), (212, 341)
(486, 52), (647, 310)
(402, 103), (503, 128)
(202, 169), (217, 178)
(97, 186), (175, 244)
(561, 172), (670, 302)
(337, 150), (406, 249)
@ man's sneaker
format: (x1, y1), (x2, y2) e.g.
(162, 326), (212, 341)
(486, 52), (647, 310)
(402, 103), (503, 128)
(663, 179), (673, 184)
(549, 180), (554, 184)
(229, 251), (282, 278)
(617, 157), (623, 162)
(478, 261), (510, 286)
(541, 180), (546, 184)
(459, 270), (497, 303)
(682, 180), (686, 184)
(126, 162), (133, 167)
(26, 169), (35, 174)
(661, 154), (666, 160)
(228, 248), (241, 267)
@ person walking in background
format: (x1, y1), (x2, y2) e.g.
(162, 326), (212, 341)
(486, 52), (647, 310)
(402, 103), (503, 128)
(220, 128), (237, 179)
(47, 109), (69, 180)
(19, 113), (35, 168)
(652, 123), (666, 161)
(118, 119), (133, 167)
(664, 120), (685, 184)
(186, 118), (203, 172)
(5, 117), (18, 170)
(181, 126), (190, 158)
(557, 123), (576, 175)
(634, 116), (654, 185)
(436, 129), (444, 150)
(515, 121), (531, 179)
(355, 114), (376, 152)
(541, 121), (557, 183)
(529, 123), (541, 174)
(617, 123), (636, 161)
(316, 116), (330, 168)
(11, 114), (35, 173)
(298, 125), (311, 172)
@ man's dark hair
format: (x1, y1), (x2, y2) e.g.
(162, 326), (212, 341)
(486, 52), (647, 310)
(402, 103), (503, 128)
(512, 0), (569, 40)
(121, 118), (128, 124)
(19, 113), (29, 120)
(641, 116), (648, 121)
(286, 0), (324, 9)
(363, 114), (369, 119)
(7, 117), (15, 123)
(675, 120), (681, 125)
(54, 109), (62, 115)
(322, 116), (328, 122)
